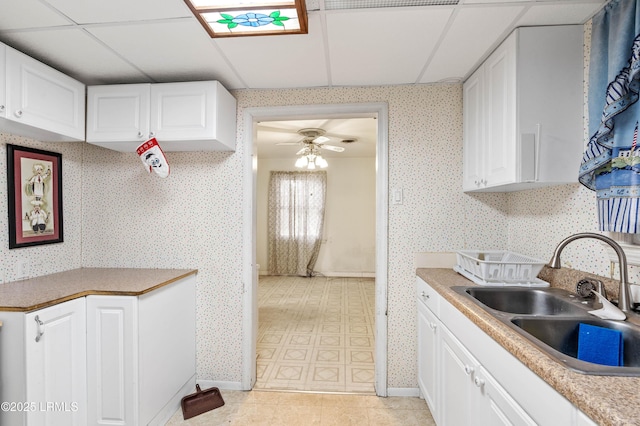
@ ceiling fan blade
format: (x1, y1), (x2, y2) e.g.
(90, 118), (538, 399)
(275, 142), (302, 146)
(313, 136), (330, 144)
(296, 147), (308, 155)
(320, 145), (345, 152)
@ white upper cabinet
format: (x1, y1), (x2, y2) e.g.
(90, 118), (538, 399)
(462, 25), (583, 192)
(0, 43), (85, 141)
(86, 83), (151, 144)
(0, 44), (5, 120)
(87, 80), (237, 152)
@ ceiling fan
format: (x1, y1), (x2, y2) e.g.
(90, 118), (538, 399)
(276, 128), (346, 154)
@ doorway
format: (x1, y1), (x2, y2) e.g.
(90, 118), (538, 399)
(255, 117), (376, 392)
(241, 103), (389, 396)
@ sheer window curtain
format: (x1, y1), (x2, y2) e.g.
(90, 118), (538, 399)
(268, 171), (327, 276)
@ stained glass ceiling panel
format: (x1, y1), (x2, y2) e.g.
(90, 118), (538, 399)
(202, 9), (302, 34)
(184, 0), (307, 37)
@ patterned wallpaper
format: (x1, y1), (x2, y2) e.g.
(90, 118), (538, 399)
(0, 135), (83, 282)
(1, 20), (632, 391)
(72, 83), (512, 388)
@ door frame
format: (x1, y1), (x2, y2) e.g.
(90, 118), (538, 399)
(241, 102), (389, 396)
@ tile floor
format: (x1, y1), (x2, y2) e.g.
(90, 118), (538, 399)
(166, 390), (436, 425)
(255, 276), (376, 393)
(166, 276), (435, 425)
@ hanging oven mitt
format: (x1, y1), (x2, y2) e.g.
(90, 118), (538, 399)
(136, 138), (170, 178)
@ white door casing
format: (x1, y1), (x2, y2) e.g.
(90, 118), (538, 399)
(241, 102), (389, 395)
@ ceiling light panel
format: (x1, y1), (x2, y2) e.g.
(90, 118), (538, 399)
(184, 0), (308, 37)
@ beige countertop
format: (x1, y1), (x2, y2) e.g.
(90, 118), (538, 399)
(417, 268), (640, 426)
(0, 268), (197, 312)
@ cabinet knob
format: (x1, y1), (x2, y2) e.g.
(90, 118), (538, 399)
(0, 105), (5, 112)
(474, 376), (485, 388)
(464, 365), (474, 375)
(429, 322), (437, 331)
(149, 131), (156, 138)
(421, 291), (430, 300)
(14, 109), (23, 118)
(34, 315), (44, 342)
(137, 131), (144, 138)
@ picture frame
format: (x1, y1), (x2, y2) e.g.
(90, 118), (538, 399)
(7, 144), (63, 249)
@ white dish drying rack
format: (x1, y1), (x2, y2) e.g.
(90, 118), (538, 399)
(454, 250), (549, 287)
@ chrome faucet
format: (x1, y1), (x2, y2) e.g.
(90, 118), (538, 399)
(549, 233), (632, 313)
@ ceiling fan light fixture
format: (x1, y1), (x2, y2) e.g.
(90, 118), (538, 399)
(184, 0), (308, 38)
(295, 156), (309, 168)
(316, 155), (328, 168)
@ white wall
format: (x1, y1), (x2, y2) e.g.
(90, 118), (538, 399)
(256, 156), (376, 277)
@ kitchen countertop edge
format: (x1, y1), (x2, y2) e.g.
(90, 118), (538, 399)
(0, 268), (198, 312)
(416, 267), (638, 426)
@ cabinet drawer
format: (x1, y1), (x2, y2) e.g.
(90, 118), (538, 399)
(416, 276), (439, 316)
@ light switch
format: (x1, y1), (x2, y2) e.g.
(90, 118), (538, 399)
(392, 188), (403, 205)
(16, 259), (30, 280)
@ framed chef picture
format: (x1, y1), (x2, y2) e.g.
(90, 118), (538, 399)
(7, 144), (63, 249)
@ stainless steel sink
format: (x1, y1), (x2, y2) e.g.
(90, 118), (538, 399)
(452, 285), (640, 376)
(510, 317), (640, 375)
(456, 286), (588, 315)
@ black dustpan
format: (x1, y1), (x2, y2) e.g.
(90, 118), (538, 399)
(181, 384), (225, 420)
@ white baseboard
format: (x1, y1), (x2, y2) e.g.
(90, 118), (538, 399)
(197, 379), (245, 391)
(149, 374), (196, 425)
(320, 271), (376, 278)
(387, 387), (421, 397)
(258, 271), (375, 278)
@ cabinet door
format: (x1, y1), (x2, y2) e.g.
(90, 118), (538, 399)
(5, 47), (85, 141)
(463, 66), (485, 191)
(417, 300), (439, 419)
(474, 366), (536, 426)
(149, 81), (212, 142)
(484, 32), (517, 188)
(86, 296), (137, 426)
(24, 298), (86, 426)
(0, 44), (5, 119)
(86, 84), (151, 144)
(149, 81), (236, 151)
(440, 327), (478, 426)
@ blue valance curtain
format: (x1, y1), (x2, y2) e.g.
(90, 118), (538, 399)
(579, 0), (640, 232)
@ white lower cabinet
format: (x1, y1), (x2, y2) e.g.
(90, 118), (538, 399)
(86, 275), (197, 426)
(439, 325), (535, 426)
(439, 326), (478, 425)
(416, 276), (597, 426)
(416, 296), (439, 419)
(0, 274), (196, 426)
(86, 296), (138, 425)
(24, 298), (87, 426)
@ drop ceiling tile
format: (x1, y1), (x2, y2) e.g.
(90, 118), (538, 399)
(326, 7), (454, 86)
(87, 19), (244, 89)
(44, 0), (191, 24)
(420, 5), (524, 83)
(215, 14), (328, 89)
(516, 2), (604, 26)
(0, 0), (71, 30)
(0, 28), (149, 85)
